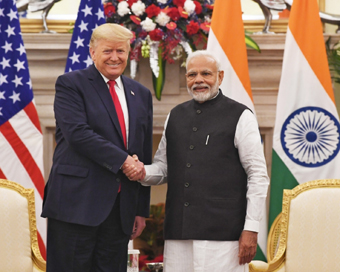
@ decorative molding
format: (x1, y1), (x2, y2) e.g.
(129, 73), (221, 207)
(19, 18), (289, 34)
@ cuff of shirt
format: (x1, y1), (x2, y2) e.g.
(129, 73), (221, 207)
(244, 219), (260, 233)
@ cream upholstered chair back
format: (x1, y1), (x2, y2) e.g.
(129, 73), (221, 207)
(249, 179), (340, 272)
(0, 179), (46, 272)
(283, 179), (340, 272)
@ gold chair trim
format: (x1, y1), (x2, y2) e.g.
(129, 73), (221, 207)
(267, 179), (340, 271)
(0, 179), (46, 271)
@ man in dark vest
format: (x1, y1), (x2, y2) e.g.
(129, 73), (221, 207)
(124, 50), (269, 272)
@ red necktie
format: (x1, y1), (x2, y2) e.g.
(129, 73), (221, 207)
(108, 80), (127, 148)
(108, 80), (126, 193)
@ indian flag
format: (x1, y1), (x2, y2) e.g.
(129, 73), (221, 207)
(269, 0), (340, 230)
(207, 0), (267, 261)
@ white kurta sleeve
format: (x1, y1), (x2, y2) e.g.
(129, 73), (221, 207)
(140, 114), (170, 186)
(234, 109), (269, 233)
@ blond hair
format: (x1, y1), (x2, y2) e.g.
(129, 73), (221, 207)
(90, 23), (133, 49)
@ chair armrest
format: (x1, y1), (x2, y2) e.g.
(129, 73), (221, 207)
(249, 260), (269, 271)
(249, 260), (286, 272)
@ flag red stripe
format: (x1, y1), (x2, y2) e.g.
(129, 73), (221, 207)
(24, 101), (42, 133)
(0, 168), (7, 179)
(0, 121), (44, 198)
(37, 231), (46, 260)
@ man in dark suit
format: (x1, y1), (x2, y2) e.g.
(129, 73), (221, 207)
(42, 23), (153, 272)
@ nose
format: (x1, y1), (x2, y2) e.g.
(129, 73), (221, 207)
(194, 73), (204, 83)
(110, 51), (118, 60)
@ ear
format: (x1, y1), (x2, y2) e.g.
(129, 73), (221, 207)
(218, 70), (224, 85)
(89, 47), (95, 61)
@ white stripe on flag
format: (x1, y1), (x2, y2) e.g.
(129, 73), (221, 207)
(274, 28), (340, 185)
(9, 110), (44, 174)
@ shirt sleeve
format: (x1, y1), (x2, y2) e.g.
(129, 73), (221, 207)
(140, 114), (170, 186)
(235, 109), (270, 233)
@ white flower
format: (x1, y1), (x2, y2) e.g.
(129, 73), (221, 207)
(131, 1), (145, 16)
(140, 17), (156, 32)
(157, 0), (168, 4)
(117, 1), (130, 17)
(155, 12), (170, 27)
(184, 0), (196, 15)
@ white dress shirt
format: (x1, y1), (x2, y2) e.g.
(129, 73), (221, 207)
(142, 109), (269, 233)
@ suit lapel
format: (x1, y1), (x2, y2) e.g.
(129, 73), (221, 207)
(121, 76), (137, 151)
(87, 65), (125, 147)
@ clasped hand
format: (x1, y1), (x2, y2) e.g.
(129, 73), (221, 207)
(122, 155), (145, 181)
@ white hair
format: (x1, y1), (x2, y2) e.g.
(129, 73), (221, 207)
(186, 50), (221, 71)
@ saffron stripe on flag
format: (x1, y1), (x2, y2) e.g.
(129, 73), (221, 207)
(209, 0), (253, 101)
(289, 1), (334, 100)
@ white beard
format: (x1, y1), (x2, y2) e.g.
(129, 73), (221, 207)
(187, 80), (220, 102)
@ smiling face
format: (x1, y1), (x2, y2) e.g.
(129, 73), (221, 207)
(186, 55), (224, 103)
(90, 39), (129, 80)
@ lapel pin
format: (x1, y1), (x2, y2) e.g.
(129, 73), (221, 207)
(131, 90), (135, 96)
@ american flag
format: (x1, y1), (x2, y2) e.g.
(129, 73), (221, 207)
(0, 0), (46, 258)
(65, 0), (106, 72)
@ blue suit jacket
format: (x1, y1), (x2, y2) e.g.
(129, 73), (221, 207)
(42, 65), (153, 235)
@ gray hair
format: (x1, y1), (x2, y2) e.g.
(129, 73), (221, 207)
(186, 50), (221, 71)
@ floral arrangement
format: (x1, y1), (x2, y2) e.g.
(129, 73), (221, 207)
(104, 0), (213, 62)
(103, 0), (260, 100)
(103, 0), (214, 99)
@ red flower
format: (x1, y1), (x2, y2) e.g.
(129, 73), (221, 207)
(104, 3), (116, 17)
(130, 15), (141, 25)
(173, 0), (186, 8)
(206, 4), (214, 10)
(146, 4), (161, 18)
(178, 6), (188, 19)
(200, 22), (210, 33)
(194, 1), (202, 15)
(166, 22), (177, 30)
(127, 0), (138, 7)
(149, 29), (164, 41)
(165, 7), (180, 21)
(186, 21), (200, 35)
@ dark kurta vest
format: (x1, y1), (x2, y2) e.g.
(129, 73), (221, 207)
(164, 91), (249, 241)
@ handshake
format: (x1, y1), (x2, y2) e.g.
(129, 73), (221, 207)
(122, 154), (145, 181)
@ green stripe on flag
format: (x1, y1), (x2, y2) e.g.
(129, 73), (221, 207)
(254, 244), (266, 261)
(268, 150), (299, 228)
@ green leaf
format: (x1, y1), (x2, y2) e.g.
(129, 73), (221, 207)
(152, 46), (166, 101)
(245, 34), (261, 53)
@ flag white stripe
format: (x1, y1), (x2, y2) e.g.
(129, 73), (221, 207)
(274, 28), (340, 185)
(9, 110), (44, 174)
(275, 29), (338, 127)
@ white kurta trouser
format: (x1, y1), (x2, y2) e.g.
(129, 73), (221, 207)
(164, 240), (249, 272)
